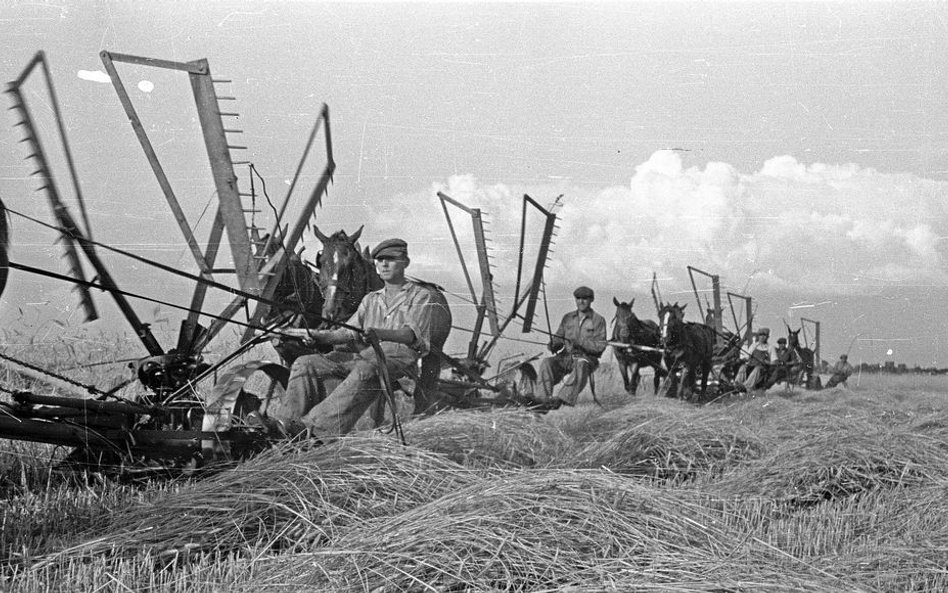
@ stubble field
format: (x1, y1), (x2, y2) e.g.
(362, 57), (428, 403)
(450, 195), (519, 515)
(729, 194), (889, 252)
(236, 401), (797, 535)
(1, 338), (947, 592)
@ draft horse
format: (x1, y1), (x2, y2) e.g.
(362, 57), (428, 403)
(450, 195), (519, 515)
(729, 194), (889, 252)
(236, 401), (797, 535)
(611, 297), (665, 395)
(312, 225), (383, 323)
(266, 225), (384, 364)
(259, 233), (325, 365)
(785, 327), (817, 389)
(658, 302), (715, 401)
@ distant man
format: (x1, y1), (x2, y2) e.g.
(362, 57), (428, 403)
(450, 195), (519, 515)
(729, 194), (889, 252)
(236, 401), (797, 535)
(774, 337), (788, 361)
(768, 336), (791, 386)
(824, 354), (855, 389)
(538, 286), (607, 407)
(736, 327), (777, 391)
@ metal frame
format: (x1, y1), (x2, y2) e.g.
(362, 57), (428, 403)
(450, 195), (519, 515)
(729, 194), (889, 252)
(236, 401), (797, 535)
(477, 194), (558, 361)
(0, 50), (341, 471)
(99, 51), (335, 351)
(5, 52), (168, 353)
(726, 291), (754, 345)
(687, 265), (723, 339)
(437, 191), (558, 366)
(7, 50), (335, 363)
(800, 317), (821, 369)
(518, 194), (558, 333)
(438, 191), (501, 360)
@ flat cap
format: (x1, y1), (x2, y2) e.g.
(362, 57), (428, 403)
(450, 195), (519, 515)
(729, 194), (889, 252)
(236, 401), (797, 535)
(371, 238), (408, 260)
(573, 286), (594, 299)
(777, 337), (786, 344)
(757, 327), (770, 336)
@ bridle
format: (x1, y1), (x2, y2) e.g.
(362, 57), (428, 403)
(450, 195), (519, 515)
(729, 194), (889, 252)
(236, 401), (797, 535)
(319, 241), (372, 322)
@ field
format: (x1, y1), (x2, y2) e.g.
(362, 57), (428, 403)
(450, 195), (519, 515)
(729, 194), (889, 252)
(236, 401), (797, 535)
(2, 340), (948, 592)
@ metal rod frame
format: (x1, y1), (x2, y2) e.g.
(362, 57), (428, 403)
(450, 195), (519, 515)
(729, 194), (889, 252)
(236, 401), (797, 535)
(800, 317), (821, 368)
(437, 191), (500, 359)
(687, 265), (723, 340)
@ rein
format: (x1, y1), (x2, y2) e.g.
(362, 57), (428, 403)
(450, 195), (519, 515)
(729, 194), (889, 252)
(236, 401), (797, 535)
(316, 237), (403, 441)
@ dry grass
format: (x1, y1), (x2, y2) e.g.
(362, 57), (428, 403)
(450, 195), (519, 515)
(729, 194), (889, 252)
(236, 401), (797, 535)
(4, 348), (948, 592)
(32, 436), (482, 565)
(402, 407), (574, 468)
(707, 419), (948, 505)
(565, 416), (764, 483)
(245, 470), (859, 592)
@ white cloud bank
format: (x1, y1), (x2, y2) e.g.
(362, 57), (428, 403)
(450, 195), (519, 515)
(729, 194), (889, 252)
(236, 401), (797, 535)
(388, 151), (948, 304)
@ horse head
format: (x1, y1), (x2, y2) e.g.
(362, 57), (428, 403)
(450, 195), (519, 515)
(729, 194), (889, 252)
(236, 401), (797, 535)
(313, 224), (381, 321)
(659, 301), (686, 345)
(612, 296), (635, 342)
(270, 250), (322, 325)
(786, 326), (802, 350)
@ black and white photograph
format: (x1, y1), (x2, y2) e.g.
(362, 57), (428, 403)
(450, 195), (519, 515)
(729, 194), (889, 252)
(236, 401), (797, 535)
(0, 2), (946, 591)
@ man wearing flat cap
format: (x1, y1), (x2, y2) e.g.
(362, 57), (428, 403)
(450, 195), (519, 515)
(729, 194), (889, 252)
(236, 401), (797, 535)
(538, 285), (607, 407)
(276, 237), (450, 438)
(736, 327), (778, 392)
(824, 354), (854, 389)
(767, 336), (792, 386)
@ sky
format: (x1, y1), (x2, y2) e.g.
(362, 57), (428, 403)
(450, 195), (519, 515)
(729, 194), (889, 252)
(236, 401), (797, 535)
(1, 1), (948, 370)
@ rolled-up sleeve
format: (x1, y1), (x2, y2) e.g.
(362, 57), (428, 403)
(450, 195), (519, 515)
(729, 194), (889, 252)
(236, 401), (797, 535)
(402, 289), (435, 357)
(357, 282), (450, 358)
(333, 302), (366, 343)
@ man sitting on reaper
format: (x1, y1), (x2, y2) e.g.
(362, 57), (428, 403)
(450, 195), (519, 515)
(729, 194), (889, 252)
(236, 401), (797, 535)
(271, 238), (443, 439)
(536, 285), (607, 408)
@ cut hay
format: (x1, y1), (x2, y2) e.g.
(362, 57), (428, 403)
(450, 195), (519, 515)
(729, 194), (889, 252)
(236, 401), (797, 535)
(748, 481), (948, 557)
(717, 394), (803, 431)
(717, 390), (948, 444)
(544, 395), (700, 443)
(564, 413), (765, 482)
(402, 407), (574, 468)
(708, 423), (948, 504)
(831, 539), (948, 592)
(34, 435), (482, 564)
(745, 482), (948, 590)
(249, 469), (860, 592)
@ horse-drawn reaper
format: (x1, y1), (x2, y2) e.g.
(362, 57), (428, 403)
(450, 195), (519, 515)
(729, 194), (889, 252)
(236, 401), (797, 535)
(0, 50), (451, 475)
(0, 50), (564, 475)
(656, 302), (718, 401)
(770, 325), (818, 390)
(623, 268), (746, 403)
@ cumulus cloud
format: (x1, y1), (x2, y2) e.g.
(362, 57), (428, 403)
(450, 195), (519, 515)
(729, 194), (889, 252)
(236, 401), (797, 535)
(399, 152), (948, 308)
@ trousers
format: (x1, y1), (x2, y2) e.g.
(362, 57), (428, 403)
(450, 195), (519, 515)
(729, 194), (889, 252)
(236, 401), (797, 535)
(736, 363), (768, 391)
(538, 352), (596, 405)
(280, 343), (418, 439)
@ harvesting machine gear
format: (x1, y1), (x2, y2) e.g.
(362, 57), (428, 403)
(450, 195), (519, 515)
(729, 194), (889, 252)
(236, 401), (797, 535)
(0, 50), (337, 475)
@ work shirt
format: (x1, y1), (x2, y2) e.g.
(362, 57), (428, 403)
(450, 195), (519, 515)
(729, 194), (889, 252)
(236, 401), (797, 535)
(774, 346), (790, 363)
(551, 309), (607, 358)
(339, 280), (440, 357)
(832, 360), (854, 377)
(741, 339), (777, 366)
